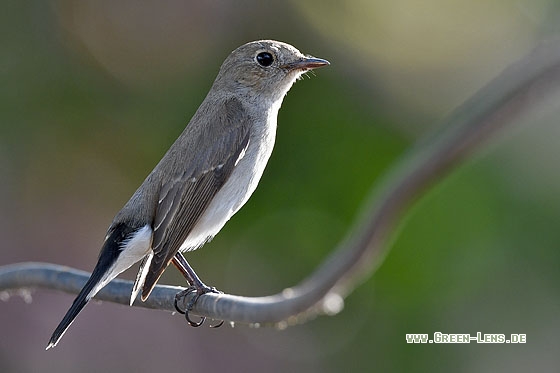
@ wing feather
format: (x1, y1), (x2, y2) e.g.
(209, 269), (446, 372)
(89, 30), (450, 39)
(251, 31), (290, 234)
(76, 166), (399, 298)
(141, 98), (251, 299)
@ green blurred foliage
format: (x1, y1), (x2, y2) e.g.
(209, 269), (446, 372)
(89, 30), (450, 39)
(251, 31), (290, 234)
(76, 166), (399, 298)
(2, 1), (560, 372)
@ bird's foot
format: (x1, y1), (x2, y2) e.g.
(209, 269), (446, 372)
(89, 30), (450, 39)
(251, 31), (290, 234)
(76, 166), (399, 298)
(174, 285), (224, 328)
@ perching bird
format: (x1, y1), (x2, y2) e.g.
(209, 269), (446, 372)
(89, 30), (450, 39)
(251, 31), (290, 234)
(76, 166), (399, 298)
(47, 40), (329, 349)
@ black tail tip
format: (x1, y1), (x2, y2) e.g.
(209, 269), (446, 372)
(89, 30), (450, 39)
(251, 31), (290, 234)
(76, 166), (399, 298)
(45, 338), (58, 350)
(46, 328), (66, 350)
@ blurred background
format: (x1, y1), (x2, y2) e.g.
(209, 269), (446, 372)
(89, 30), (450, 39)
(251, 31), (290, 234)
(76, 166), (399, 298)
(2, 1), (560, 372)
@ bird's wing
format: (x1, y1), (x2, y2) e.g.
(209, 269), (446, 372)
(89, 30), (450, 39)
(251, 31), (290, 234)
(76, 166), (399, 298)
(141, 98), (251, 299)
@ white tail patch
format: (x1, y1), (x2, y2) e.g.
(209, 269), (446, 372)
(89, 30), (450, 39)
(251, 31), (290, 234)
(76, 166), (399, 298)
(130, 251), (154, 306)
(88, 225), (153, 304)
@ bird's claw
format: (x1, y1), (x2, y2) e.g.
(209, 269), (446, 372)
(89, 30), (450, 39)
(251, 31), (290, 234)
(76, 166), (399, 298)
(209, 319), (224, 328)
(174, 286), (224, 328)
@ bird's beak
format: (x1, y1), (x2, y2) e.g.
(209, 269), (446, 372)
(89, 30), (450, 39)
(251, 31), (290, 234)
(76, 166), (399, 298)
(281, 56), (330, 71)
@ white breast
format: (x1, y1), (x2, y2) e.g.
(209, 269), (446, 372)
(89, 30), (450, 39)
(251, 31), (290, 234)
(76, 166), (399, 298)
(178, 100), (281, 252)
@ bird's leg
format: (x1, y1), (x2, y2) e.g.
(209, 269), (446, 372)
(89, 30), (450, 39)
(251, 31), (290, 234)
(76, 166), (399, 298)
(172, 252), (211, 291)
(171, 253), (224, 328)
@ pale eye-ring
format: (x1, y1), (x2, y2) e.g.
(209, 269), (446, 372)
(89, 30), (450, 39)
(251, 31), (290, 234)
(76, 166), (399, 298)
(256, 51), (274, 67)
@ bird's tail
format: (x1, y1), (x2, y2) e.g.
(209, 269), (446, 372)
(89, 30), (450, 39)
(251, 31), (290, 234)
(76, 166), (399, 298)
(46, 223), (137, 350)
(45, 268), (105, 349)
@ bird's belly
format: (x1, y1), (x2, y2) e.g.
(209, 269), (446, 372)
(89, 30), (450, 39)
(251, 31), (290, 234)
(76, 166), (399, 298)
(179, 127), (276, 252)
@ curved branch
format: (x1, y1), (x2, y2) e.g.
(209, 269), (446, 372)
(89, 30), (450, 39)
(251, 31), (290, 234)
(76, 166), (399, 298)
(2, 40), (560, 326)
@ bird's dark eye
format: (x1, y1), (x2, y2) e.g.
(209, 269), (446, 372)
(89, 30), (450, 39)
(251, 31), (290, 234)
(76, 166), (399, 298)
(256, 52), (274, 67)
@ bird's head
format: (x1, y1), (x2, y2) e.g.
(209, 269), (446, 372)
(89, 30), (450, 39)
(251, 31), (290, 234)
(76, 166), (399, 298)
(214, 40), (329, 104)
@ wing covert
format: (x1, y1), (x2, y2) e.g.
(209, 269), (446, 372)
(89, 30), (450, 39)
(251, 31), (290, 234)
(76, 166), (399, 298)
(141, 98), (251, 299)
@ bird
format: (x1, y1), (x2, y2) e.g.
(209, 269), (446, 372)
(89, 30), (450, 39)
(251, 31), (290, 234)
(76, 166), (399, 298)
(46, 40), (329, 349)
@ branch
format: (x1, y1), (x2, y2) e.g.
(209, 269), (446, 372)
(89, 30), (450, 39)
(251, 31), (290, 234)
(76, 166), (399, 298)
(2, 40), (560, 326)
